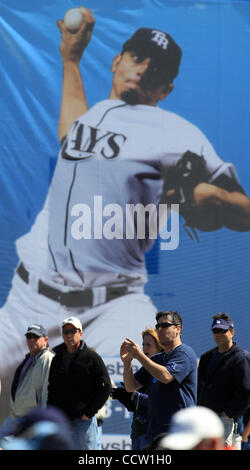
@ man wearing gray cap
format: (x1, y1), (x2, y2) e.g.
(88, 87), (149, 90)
(47, 316), (111, 450)
(0, 323), (54, 443)
(198, 312), (250, 447)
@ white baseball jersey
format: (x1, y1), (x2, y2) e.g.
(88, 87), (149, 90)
(16, 99), (238, 289)
(0, 99), (242, 424)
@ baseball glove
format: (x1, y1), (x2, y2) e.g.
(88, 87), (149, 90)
(163, 149), (247, 240)
(162, 150), (210, 240)
(163, 150), (246, 240)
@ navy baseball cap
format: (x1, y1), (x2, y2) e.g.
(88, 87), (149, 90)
(2, 406), (74, 450)
(122, 28), (182, 82)
(25, 324), (48, 337)
(211, 318), (234, 331)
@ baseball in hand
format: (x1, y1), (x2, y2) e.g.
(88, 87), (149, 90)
(64, 8), (85, 33)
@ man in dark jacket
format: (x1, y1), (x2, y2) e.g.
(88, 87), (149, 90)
(47, 316), (111, 450)
(198, 312), (250, 447)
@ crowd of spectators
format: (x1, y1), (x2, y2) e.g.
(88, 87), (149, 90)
(0, 311), (249, 451)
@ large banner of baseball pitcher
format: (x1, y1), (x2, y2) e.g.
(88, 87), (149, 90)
(1, 0), (250, 450)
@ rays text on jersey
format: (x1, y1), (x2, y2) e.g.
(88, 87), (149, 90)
(62, 122), (127, 160)
(70, 196), (179, 250)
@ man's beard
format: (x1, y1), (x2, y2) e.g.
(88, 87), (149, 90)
(121, 89), (140, 105)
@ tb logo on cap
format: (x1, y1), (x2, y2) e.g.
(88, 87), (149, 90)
(151, 30), (169, 50)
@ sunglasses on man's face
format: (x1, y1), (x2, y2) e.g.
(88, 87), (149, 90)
(212, 328), (229, 334)
(63, 328), (79, 335)
(155, 322), (176, 330)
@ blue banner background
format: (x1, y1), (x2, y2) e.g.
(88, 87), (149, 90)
(1, 0), (250, 446)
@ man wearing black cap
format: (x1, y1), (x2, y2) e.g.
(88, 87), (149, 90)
(0, 324), (54, 442)
(109, 27), (181, 106)
(198, 313), (250, 447)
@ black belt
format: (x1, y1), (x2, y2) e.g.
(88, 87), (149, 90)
(17, 263), (129, 308)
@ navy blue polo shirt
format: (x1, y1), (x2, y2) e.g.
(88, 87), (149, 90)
(135, 343), (197, 439)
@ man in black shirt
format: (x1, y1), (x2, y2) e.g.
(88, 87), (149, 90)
(47, 316), (111, 450)
(198, 312), (250, 447)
